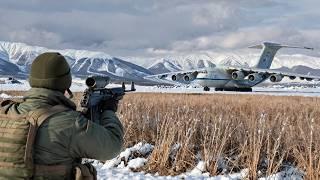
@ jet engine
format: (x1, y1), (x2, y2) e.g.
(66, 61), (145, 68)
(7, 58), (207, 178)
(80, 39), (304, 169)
(269, 74), (284, 82)
(289, 76), (296, 80)
(248, 73), (263, 82)
(183, 72), (198, 82)
(183, 74), (193, 82)
(171, 74), (183, 81)
(231, 71), (245, 80)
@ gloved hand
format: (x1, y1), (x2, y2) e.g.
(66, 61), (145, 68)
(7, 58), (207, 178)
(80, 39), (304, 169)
(101, 98), (119, 112)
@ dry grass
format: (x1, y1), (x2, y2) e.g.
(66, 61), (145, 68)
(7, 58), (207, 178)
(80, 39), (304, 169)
(117, 93), (320, 178)
(2, 91), (320, 178)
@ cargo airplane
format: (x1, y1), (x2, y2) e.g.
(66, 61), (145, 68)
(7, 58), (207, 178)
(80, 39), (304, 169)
(145, 42), (318, 92)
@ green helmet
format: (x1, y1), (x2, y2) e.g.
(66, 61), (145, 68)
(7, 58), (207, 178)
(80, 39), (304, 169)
(29, 52), (72, 92)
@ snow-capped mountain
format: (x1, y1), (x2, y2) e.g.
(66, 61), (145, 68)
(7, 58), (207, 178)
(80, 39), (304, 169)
(0, 41), (153, 83)
(275, 65), (320, 76)
(148, 54), (218, 74)
(1, 41), (320, 84)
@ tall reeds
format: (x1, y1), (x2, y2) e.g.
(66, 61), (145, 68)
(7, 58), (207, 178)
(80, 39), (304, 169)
(3, 91), (320, 178)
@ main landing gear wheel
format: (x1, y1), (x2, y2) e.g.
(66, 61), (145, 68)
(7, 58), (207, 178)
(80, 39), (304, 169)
(223, 87), (253, 92)
(214, 88), (223, 91)
(203, 86), (210, 91)
(240, 87), (252, 92)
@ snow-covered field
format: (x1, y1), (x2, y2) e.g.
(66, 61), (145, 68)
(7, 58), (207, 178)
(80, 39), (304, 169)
(0, 80), (318, 179)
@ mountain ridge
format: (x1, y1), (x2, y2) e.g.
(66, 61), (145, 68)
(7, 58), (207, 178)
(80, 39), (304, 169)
(1, 41), (320, 83)
(0, 41), (154, 83)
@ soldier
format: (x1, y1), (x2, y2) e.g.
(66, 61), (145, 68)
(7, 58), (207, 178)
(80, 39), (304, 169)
(0, 52), (124, 179)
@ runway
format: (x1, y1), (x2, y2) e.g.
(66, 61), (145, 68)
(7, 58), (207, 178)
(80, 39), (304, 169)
(1, 80), (320, 97)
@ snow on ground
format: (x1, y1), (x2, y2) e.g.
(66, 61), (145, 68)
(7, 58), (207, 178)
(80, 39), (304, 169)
(90, 142), (303, 180)
(0, 93), (12, 98)
(0, 92), (23, 99)
(90, 142), (249, 180)
(1, 79), (320, 98)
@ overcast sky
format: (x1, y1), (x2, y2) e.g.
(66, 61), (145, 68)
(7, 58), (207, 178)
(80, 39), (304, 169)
(0, 0), (319, 57)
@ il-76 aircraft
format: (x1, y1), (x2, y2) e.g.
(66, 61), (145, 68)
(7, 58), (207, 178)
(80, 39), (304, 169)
(146, 42), (318, 92)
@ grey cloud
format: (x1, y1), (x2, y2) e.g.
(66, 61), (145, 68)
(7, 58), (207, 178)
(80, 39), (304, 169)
(0, 0), (318, 57)
(167, 26), (319, 58)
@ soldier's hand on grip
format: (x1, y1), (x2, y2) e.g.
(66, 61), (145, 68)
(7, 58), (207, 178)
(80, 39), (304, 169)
(101, 98), (119, 112)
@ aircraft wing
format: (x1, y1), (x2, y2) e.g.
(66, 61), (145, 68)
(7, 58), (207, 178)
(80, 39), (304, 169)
(144, 75), (183, 85)
(226, 66), (320, 81)
(144, 69), (208, 84)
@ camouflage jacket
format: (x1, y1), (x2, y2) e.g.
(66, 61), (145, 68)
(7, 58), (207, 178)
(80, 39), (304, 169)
(4, 88), (124, 178)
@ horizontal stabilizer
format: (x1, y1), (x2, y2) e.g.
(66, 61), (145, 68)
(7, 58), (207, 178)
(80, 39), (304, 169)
(249, 42), (314, 50)
(251, 42), (314, 69)
(248, 45), (263, 49)
(281, 45), (314, 50)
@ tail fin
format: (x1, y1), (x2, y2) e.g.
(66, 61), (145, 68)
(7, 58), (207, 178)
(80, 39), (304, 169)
(249, 42), (313, 69)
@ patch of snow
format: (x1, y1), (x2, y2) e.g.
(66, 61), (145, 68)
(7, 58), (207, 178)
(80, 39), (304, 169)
(103, 142), (154, 169)
(61, 49), (113, 60)
(259, 167), (304, 180)
(115, 68), (125, 77)
(0, 93), (11, 98)
(188, 161), (207, 176)
(127, 158), (147, 169)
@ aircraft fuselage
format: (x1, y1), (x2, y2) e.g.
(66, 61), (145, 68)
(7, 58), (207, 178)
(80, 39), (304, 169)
(193, 67), (268, 89)
(146, 42), (316, 91)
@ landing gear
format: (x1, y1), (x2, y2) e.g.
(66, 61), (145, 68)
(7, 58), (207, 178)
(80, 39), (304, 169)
(223, 87), (253, 92)
(203, 86), (210, 91)
(237, 87), (252, 92)
(203, 87), (253, 92)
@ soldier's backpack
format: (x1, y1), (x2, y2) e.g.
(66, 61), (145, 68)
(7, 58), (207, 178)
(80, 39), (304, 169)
(0, 100), (70, 179)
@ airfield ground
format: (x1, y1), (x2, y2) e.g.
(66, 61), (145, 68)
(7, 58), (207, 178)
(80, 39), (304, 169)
(1, 90), (320, 179)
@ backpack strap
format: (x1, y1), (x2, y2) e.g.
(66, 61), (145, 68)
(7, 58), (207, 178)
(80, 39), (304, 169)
(35, 105), (71, 126)
(24, 105), (71, 177)
(27, 105), (70, 126)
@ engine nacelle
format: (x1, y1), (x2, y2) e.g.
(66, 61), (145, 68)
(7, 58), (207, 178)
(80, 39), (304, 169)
(269, 74), (284, 82)
(248, 73), (263, 82)
(183, 72), (198, 82)
(231, 71), (245, 80)
(171, 74), (183, 81)
(289, 76), (296, 80)
(183, 74), (195, 82)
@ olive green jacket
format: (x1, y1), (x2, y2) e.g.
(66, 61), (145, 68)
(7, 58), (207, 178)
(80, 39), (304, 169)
(5, 88), (124, 166)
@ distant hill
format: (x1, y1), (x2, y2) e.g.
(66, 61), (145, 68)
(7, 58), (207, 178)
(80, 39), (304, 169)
(275, 65), (320, 76)
(0, 41), (154, 84)
(1, 41), (320, 85)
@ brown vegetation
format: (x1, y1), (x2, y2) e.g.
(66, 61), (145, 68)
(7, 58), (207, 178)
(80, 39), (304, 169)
(2, 91), (320, 178)
(117, 93), (320, 178)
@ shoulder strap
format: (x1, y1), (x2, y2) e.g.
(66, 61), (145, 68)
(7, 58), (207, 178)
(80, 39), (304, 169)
(24, 105), (71, 176)
(32, 105), (72, 176)
(27, 105), (70, 126)
(37, 105), (71, 126)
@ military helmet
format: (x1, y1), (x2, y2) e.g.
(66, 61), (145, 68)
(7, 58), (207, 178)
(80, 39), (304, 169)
(29, 52), (72, 92)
